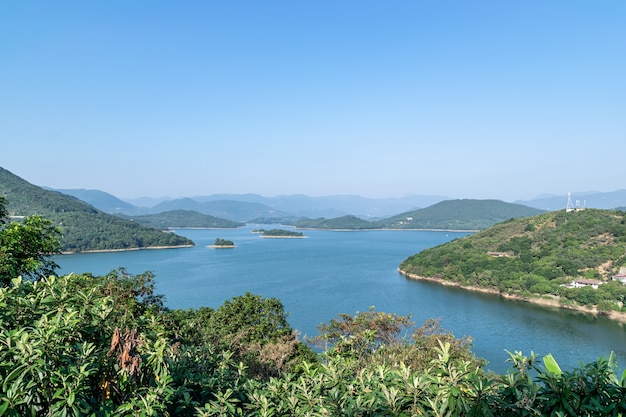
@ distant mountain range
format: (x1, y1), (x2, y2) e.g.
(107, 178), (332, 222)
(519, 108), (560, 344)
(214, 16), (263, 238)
(3, 164), (625, 251)
(288, 200), (543, 230)
(55, 190), (449, 220)
(49, 189), (546, 230)
(53, 187), (626, 223)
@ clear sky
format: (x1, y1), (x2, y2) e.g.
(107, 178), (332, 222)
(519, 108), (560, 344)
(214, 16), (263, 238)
(1, 1), (624, 202)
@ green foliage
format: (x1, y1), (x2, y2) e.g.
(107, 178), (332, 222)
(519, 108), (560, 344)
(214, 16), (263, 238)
(206, 292), (314, 379)
(259, 229), (304, 237)
(53, 210), (195, 252)
(294, 215), (376, 230)
(123, 210), (244, 229)
(0, 168), (194, 252)
(1, 272), (625, 416)
(400, 209), (626, 309)
(487, 351), (626, 416)
(0, 196), (62, 285)
(311, 307), (415, 365)
(1, 199), (625, 416)
(166, 293), (316, 382)
(0, 273), (174, 416)
(378, 199), (544, 230)
(0, 196), (7, 225)
(210, 292), (292, 345)
(213, 238), (235, 247)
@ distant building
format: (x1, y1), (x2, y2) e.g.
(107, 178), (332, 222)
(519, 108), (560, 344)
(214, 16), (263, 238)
(487, 251), (514, 257)
(612, 274), (626, 284)
(563, 278), (603, 289)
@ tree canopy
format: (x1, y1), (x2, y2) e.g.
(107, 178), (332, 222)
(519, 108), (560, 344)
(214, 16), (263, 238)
(0, 196), (61, 285)
(0, 168), (195, 252)
(400, 208), (626, 310)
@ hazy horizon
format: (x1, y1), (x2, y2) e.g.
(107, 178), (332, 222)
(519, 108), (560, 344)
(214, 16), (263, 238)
(2, 1), (624, 202)
(45, 180), (623, 205)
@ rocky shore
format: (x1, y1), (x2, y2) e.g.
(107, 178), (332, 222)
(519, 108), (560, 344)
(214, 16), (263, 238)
(398, 269), (626, 324)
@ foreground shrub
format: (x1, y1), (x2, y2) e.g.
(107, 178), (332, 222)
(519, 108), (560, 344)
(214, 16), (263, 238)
(1, 273), (624, 416)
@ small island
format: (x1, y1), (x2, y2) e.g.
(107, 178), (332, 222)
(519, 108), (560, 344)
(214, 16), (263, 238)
(256, 228), (306, 238)
(208, 237), (235, 248)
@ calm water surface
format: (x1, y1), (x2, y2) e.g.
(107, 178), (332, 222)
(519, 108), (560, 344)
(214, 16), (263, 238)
(55, 226), (626, 373)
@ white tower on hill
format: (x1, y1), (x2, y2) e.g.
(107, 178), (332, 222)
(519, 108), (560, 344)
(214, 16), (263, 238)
(566, 192), (586, 212)
(566, 192), (574, 212)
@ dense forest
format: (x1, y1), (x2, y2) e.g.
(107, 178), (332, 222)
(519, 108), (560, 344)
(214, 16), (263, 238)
(0, 167), (194, 252)
(0, 197), (625, 415)
(294, 215), (375, 229)
(212, 238), (235, 247)
(121, 210), (244, 229)
(258, 229), (305, 237)
(400, 208), (626, 312)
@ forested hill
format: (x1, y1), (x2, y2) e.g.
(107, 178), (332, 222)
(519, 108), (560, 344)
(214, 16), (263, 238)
(399, 208), (626, 309)
(281, 199), (544, 230)
(294, 215), (375, 229)
(376, 199), (544, 230)
(121, 210), (244, 229)
(0, 167), (194, 252)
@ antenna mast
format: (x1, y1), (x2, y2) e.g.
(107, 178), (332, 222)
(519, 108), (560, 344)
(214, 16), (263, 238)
(566, 192), (574, 212)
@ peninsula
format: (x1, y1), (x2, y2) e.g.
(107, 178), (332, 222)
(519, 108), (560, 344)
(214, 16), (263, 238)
(398, 208), (626, 322)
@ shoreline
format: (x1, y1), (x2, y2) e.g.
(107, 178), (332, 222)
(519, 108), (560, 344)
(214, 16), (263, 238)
(294, 227), (479, 233)
(60, 244), (194, 255)
(260, 235), (307, 239)
(398, 269), (626, 324)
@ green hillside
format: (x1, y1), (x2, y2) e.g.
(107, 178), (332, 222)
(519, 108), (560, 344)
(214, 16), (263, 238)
(399, 208), (626, 310)
(121, 210), (244, 229)
(0, 167), (194, 252)
(285, 200), (543, 231)
(294, 215), (375, 229)
(258, 228), (305, 237)
(378, 199), (544, 230)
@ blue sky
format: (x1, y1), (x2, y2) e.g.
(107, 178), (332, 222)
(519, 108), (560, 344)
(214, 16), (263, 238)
(1, 1), (624, 201)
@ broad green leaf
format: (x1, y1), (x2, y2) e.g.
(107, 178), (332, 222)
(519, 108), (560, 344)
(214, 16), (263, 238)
(543, 353), (562, 376)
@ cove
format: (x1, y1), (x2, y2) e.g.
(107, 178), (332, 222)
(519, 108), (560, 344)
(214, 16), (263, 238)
(55, 225), (626, 374)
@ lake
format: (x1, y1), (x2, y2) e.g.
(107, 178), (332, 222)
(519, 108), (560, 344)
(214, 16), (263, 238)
(55, 225), (626, 374)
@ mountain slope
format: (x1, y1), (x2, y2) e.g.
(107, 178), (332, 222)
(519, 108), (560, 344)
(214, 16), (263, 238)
(399, 208), (626, 308)
(192, 193), (448, 218)
(277, 199), (542, 231)
(52, 188), (145, 214)
(294, 215), (375, 229)
(376, 199), (544, 230)
(121, 210), (244, 229)
(0, 167), (194, 252)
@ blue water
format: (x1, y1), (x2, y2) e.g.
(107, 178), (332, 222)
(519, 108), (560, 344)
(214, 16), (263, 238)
(55, 225), (626, 373)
